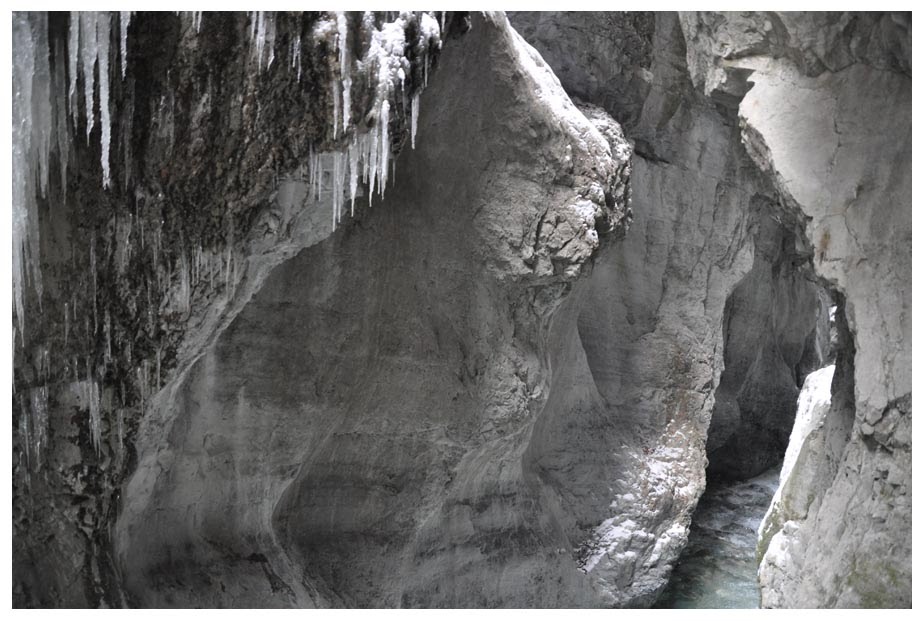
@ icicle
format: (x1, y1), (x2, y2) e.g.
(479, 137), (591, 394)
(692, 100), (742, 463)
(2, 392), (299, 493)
(337, 12), (351, 134)
(116, 408), (124, 459)
(68, 13), (80, 123)
(81, 369), (102, 456)
(265, 17), (276, 69)
(292, 35), (303, 82)
(53, 37), (70, 200)
(12, 12), (51, 341)
(411, 93), (420, 149)
(379, 100), (390, 196)
(155, 348), (162, 390)
(30, 386), (49, 470)
(12, 14), (34, 340)
(120, 11), (131, 79)
(348, 137), (359, 215)
(97, 12), (112, 188)
(178, 252), (191, 313)
(79, 12), (98, 142)
(251, 12), (275, 72)
(104, 309), (112, 363)
(136, 362), (149, 416)
(31, 14), (52, 199)
(331, 152), (346, 229)
(331, 74), (340, 139)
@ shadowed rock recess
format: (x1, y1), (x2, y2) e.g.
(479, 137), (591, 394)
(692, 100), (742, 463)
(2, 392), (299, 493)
(12, 11), (910, 609)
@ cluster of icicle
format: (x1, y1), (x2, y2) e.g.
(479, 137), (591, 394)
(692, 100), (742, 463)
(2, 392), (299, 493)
(12, 11), (442, 468)
(13, 11), (131, 344)
(303, 11), (442, 229)
(13, 12), (131, 468)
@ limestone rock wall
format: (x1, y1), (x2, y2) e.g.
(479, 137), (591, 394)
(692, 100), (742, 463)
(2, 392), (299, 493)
(12, 11), (910, 610)
(680, 10), (911, 608)
(510, 11), (830, 604)
(706, 209), (829, 481)
(114, 13), (632, 607)
(13, 10), (445, 607)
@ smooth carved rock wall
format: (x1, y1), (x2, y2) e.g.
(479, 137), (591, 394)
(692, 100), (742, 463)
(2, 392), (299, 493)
(680, 10), (911, 608)
(510, 11), (825, 604)
(707, 209), (829, 481)
(115, 13), (632, 607)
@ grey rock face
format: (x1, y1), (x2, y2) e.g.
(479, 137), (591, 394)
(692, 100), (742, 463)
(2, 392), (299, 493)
(13, 11), (446, 607)
(13, 11), (909, 610)
(680, 10), (911, 608)
(114, 13), (631, 607)
(706, 209), (829, 481)
(511, 11), (823, 605)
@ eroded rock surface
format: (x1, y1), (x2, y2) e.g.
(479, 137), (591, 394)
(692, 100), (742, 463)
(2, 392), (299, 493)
(680, 10), (911, 608)
(13, 11), (910, 610)
(115, 13), (632, 607)
(511, 11), (821, 605)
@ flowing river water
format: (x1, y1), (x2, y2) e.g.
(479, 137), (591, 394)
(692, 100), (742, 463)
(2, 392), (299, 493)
(654, 466), (781, 608)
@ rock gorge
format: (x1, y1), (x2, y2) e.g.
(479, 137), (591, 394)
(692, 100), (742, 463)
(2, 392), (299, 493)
(11, 11), (911, 608)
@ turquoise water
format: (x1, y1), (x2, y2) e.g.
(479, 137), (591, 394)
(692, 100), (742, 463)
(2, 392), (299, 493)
(654, 467), (780, 609)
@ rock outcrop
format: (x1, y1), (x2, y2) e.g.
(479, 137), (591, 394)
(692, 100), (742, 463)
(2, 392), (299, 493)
(12, 11), (910, 609)
(511, 10), (833, 604)
(13, 10), (446, 607)
(680, 10), (911, 608)
(706, 210), (830, 481)
(114, 13), (632, 607)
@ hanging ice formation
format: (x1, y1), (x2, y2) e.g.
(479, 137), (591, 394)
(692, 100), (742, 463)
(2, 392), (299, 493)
(308, 11), (442, 229)
(13, 11), (442, 468)
(14, 12), (128, 344)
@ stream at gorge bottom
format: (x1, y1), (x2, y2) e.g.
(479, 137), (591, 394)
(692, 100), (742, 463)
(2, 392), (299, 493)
(655, 466), (781, 608)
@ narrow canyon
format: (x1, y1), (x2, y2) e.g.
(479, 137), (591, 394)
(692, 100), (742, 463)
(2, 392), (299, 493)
(11, 11), (911, 608)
